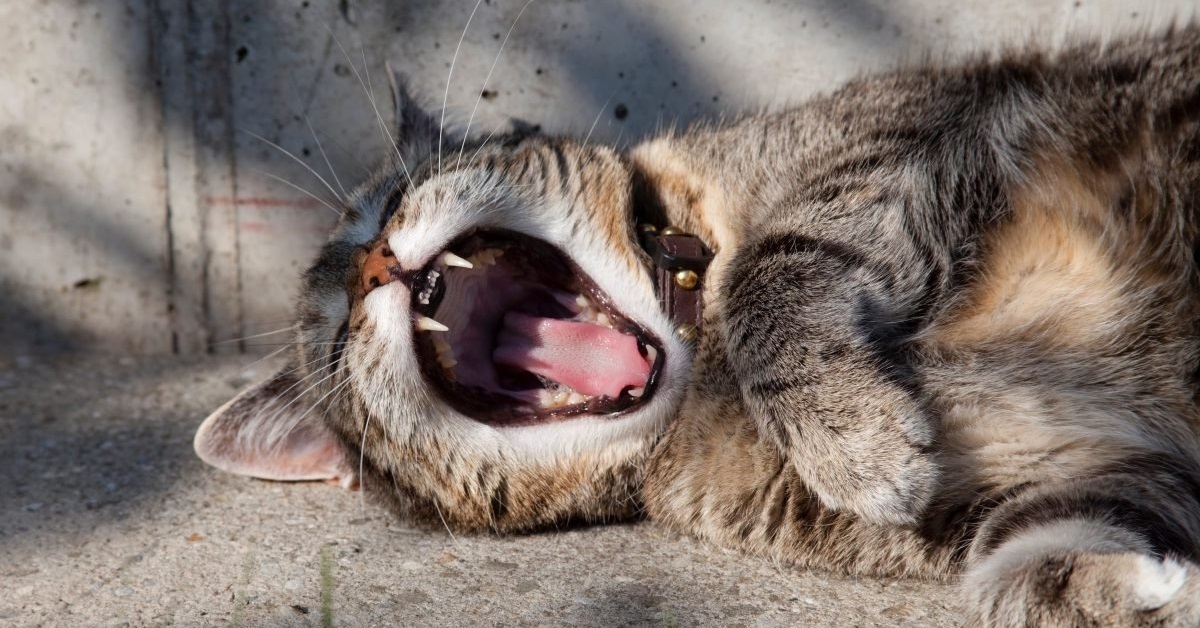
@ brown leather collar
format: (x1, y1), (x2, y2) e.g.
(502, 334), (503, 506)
(637, 224), (714, 344)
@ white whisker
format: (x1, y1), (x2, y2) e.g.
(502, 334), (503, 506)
(326, 27), (416, 190)
(243, 130), (344, 205)
(457, 0), (537, 165)
(439, 0), (486, 176)
(210, 325), (297, 346)
(582, 86), (621, 151)
(305, 116), (348, 199)
(252, 169), (345, 217)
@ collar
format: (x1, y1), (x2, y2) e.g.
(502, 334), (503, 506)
(636, 223), (714, 344)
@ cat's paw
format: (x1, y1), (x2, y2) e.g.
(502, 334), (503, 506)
(801, 430), (939, 527)
(964, 547), (1200, 627)
(762, 379), (939, 526)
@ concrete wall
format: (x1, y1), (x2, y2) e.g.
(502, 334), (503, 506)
(1, 0), (1193, 357)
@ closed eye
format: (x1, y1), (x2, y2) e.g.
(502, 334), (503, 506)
(378, 187), (408, 231)
(330, 320), (350, 373)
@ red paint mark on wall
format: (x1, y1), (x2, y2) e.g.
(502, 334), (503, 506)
(204, 196), (324, 209)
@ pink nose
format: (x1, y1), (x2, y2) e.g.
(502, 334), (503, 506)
(360, 242), (398, 296)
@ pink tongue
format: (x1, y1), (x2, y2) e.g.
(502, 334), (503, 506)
(494, 312), (650, 398)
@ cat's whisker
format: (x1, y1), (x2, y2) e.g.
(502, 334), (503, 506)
(439, 0), (486, 177)
(457, 0), (538, 165)
(253, 169), (345, 217)
(432, 496), (462, 548)
(243, 130), (345, 208)
(320, 132), (374, 179)
(256, 366), (346, 455)
(358, 404), (371, 509)
(270, 371), (356, 461)
(326, 27), (416, 190)
(581, 87), (620, 152)
(362, 47), (416, 191)
(305, 116), (348, 200)
(209, 325), (298, 346)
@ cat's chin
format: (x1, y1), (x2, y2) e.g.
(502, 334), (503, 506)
(409, 228), (665, 427)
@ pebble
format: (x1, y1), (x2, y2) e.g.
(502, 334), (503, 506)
(113, 587), (133, 598)
(284, 579), (303, 591)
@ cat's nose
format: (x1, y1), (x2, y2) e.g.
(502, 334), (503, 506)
(360, 242), (399, 295)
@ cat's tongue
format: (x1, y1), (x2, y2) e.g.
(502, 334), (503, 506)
(494, 312), (650, 398)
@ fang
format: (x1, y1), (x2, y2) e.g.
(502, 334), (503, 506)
(416, 316), (449, 332)
(440, 252), (473, 269)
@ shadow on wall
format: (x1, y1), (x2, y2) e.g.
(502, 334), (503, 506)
(0, 0), (923, 358)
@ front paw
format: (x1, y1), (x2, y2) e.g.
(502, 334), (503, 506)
(750, 376), (938, 525)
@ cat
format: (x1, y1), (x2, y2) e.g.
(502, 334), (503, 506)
(194, 26), (1200, 626)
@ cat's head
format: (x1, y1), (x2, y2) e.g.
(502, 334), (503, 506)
(193, 77), (701, 531)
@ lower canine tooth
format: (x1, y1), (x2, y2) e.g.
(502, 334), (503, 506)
(567, 392), (586, 405)
(628, 387), (644, 398)
(416, 316), (449, 332)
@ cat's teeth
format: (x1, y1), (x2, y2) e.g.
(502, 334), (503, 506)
(645, 345), (658, 364)
(567, 392), (587, 405)
(575, 295), (590, 309)
(627, 386), (644, 398)
(596, 312), (612, 328)
(554, 291), (583, 313)
(415, 316), (449, 332)
(440, 252), (473, 269)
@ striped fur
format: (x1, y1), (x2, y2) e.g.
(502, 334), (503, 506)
(196, 27), (1200, 625)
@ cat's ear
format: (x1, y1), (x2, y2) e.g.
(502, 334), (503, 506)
(193, 366), (355, 487)
(386, 63), (457, 168)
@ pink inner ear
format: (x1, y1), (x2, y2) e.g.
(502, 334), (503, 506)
(193, 371), (354, 485)
(251, 420), (353, 482)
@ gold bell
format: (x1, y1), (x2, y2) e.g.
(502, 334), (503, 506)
(660, 226), (683, 236)
(639, 223), (658, 234)
(673, 270), (699, 290)
(675, 323), (699, 343)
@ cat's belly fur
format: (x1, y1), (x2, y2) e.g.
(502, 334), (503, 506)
(923, 153), (1200, 494)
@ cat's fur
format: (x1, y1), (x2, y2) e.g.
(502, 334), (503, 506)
(195, 27), (1200, 625)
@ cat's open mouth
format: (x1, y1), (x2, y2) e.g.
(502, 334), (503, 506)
(409, 229), (664, 426)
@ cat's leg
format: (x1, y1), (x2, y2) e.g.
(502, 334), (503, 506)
(962, 455), (1200, 627)
(720, 234), (938, 525)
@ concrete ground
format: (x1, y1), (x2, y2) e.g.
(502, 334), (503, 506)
(1, 354), (958, 627)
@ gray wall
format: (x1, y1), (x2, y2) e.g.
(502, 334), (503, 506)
(1, 0), (1192, 358)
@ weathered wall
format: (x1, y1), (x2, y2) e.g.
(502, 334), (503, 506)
(1, 0), (1192, 357)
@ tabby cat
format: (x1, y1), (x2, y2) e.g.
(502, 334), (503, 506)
(195, 26), (1200, 625)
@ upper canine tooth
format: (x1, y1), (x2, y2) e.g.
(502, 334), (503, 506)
(440, 252), (473, 269)
(416, 316), (449, 332)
